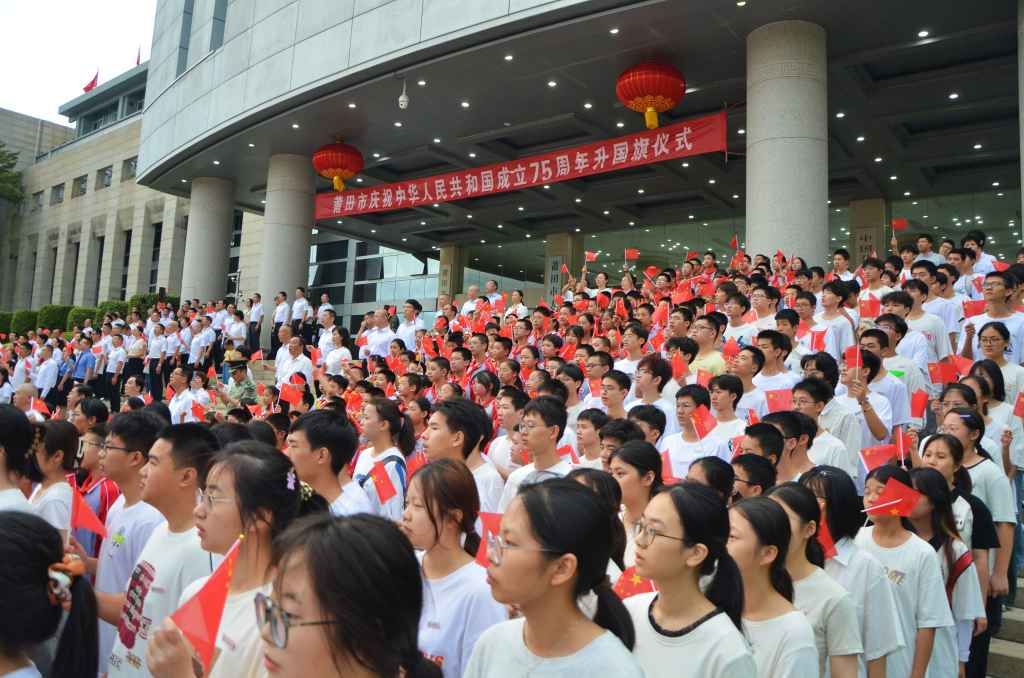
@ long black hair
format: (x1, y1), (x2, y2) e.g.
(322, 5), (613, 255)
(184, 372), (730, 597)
(0, 511), (98, 677)
(946, 406), (992, 461)
(410, 459), (481, 558)
(909, 467), (961, 577)
(566, 467), (627, 571)
(921, 433), (973, 493)
(271, 513), (441, 678)
(516, 478), (636, 649)
(969, 358), (1007, 403)
(800, 466), (863, 542)
(866, 464), (915, 530)
(368, 397), (416, 456)
(765, 482), (825, 567)
(610, 440), (663, 498)
(730, 497), (794, 602)
(690, 456), (736, 502)
(664, 482), (744, 629)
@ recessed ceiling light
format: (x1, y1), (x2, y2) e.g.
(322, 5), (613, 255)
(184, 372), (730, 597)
(681, 162), (689, 168)
(583, 102), (593, 109)
(347, 103), (356, 109)
(918, 29), (930, 38)
(480, 239), (486, 243)
(291, 123), (300, 129)
(736, 0), (746, 5)
(689, 215), (695, 220)
(574, 228), (581, 232)
(874, 156), (883, 163)
(504, 54), (514, 61)
(992, 181), (1000, 187)
(948, 92), (959, 100)
(247, 143), (255, 148)
(356, 178), (363, 183)
(609, 28), (620, 35)
(261, 199), (266, 204)
(903, 191), (911, 196)
(433, 137), (441, 144)
(628, 221), (635, 226)
(468, 152), (476, 158)
(923, 215), (929, 218)
(417, 79), (426, 86)
(547, 80), (557, 88)
(370, 229), (376, 233)
(912, 201), (918, 205)
(517, 206), (525, 211)
(461, 101), (470, 108)
(420, 221), (426, 225)
(433, 203), (439, 207)
(525, 234), (531, 238)
(733, 194), (740, 199)
(973, 143), (983, 150)
(889, 175), (898, 180)
(402, 238), (407, 242)
(574, 197), (582, 203)
(616, 122), (625, 128)
(708, 178), (716, 184)
(603, 210), (610, 215)
(497, 224), (503, 229)
(637, 188), (645, 194)
(212, 160), (220, 165)
(336, 220), (342, 224)
(466, 214), (473, 219)
(393, 121), (402, 127)
(372, 152), (380, 158)
(180, 179), (187, 183)
(997, 192), (1004, 197)
(835, 112), (845, 119)
(738, 128), (746, 135)
(856, 136), (865, 142)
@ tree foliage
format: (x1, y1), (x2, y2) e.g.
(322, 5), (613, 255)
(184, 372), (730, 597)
(0, 141), (24, 204)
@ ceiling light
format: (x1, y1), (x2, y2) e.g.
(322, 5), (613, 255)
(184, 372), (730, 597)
(835, 112), (845, 119)
(417, 79), (426, 86)
(356, 178), (363, 183)
(247, 143), (255, 148)
(466, 214), (473, 219)
(874, 156), (883, 163)
(574, 197), (582, 203)
(525, 234), (531, 238)
(504, 54), (514, 61)
(583, 102), (593, 109)
(708, 178), (716, 184)
(433, 137), (441, 143)
(468, 152), (476, 158)
(973, 143), (983, 150)
(737, 128), (745, 135)
(261, 199), (266, 204)
(856, 136), (865, 142)
(681, 162), (689, 168)
(402, 238), (407, 242)
(637, 188), (645, 194)
(393, 121), (402, 127)
(628, 221), (635, 226)
(689, 215), (695, 220)
(291, 123), (300, 129)
(370, 229), (376, 233)
(609, 28), (620, 34)
(460, 101), (470, 108)
(497, 224), (503, 228)
(992, 181), (1001, 187)
(903, 191), (911, 196)
(336, 220), (342, 224)
(212, 160), (220, 165)
(603, 210), (610, 215)
(923, 215), (929, 218)
(480, 239), (486, 243)
(918, 29), (930, 38)
(912, 201), (918, 205)
(616, 122), (625, 128)
(889, 175), (898, 180)
(372, 152), (380, 158)
(347, 103), (356, 109)
(736, 0), (746, 5)
(948, 92), (959, 100)
(518, 206), (525, 211)
(547, 80), (557, 88)
(997, 192), (1004, 197)
(574, 228), (581, 232)
(420, 220), (426, 225)
(180, 179), (187, 183)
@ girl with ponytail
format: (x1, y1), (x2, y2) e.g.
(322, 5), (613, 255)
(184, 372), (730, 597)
(727, 497), (818, 678)
(465, 478), (643, 677)
(625, 481), (755, 677)
(856, 464), (953, 678)
(609, 440), (663, 568)
(145, 440), (328, 677)
(355, 397), (417, 520)
(399, 459), (505, 678)
(765, 482), (862, 678)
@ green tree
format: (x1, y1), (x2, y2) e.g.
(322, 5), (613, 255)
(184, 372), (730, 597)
(0, 141), (24, 204)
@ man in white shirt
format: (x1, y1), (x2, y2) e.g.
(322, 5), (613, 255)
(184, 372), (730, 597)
(166, 367), (198, 423)
(792, 377), (860, 480)
(395, 299), (425, 353)
(498, 396), (572, 511)
(962, 230), (997, 274)
(957, 270), (1024, 364)
(460, 285), (482, 317)
(483, 279), (503, 304)
(913, 233), (946, 266)
(316, 292), (334, 326)
(286, 410), (371, 517)
(359, 309), (397, 359)
(186, 321), (205, 369)
(146, 323), (167, 402)
(752, 331), (800, 391)
(423, 399), (506, 514)
(247, 293), (264, 352)
(900, 283), (952, 364)
(33, 345), (59, 403)
(271, 291), (290, 356)
(315, 310), (338, 366)
(290, 287), (312, 342)
(276, 337), (314, 388)
(948, 248), (984, 300)
(104, 334), (127, 411)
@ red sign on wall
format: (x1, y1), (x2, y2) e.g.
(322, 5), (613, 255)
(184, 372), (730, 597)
(314, 111), (727, 220)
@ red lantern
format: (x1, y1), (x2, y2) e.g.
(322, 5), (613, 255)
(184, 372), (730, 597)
(616, 62), (686, 130)
(313, 141), (364, 191)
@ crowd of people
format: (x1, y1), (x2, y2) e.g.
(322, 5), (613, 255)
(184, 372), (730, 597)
(0, 227), (1022, 678)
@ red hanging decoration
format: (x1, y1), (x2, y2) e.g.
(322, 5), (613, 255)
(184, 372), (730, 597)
(312, 140), (364, 191)
(616, 62), (687, 130)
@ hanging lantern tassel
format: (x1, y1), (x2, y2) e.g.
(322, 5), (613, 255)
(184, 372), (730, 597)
(616, 62), (687, 130)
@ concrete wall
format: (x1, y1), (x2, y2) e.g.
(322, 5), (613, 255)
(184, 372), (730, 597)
(138, 0), (599, 179)
(0, 108), (75, 172)
(1, 117), (190, 311)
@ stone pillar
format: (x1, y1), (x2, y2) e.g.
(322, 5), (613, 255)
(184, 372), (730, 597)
(544, 232), (584, 299)
(125, 203), (155, 298)
(0, 236), (11, 310)
(51, 225), (77, 305)
(180, 177), (234, 301)
(745, 21), (829, 266)
(849, 198), (888, 262)
(74, 217), (103, 307)
(97, 214), (128, 302)
(438, 244), (466, 298)
(31, 232), (56, 309)
(14, 236), (35, 309)
(256, 155), (314, 316)
(157, 197), (188, 295)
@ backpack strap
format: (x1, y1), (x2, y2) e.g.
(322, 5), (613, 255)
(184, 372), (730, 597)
(946, 550), (973, 605)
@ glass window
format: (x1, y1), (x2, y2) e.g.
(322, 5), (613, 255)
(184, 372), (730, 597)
(379, 280), (395, 301)
(428, 258), (439, 274)
(355, 258), (383, 281)
(308, 262), (347, 287)
(71, 175), (88, 198)
(50, 183), (64, 205)
(210, 0), (227, 50)
(424, 277), (438, 298)
(121, 157), (137, 181)
(124, 91), (145, 116)
(382, 255), (397, 278)
(308, 286), (344, 304)
(96, 166), (113, 190)
(393, 279), (410, 301)
(396, 253), (427, 277)
(31, 191), (43, 212)
(353, 283), (377, 304)
(356, 241), (380, 257)
(313, 239), (348, 262)
(409, 278), (425, 299)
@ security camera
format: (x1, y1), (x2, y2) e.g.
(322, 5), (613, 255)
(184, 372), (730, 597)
(398, 81), (409, 109)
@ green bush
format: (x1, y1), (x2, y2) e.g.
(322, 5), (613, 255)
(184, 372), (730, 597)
(10, 310), (38, 336)
(94, 300), (130, 326)
(67, 307), (98, 332)
(0, 312), (11, 337)
(37, 304), (73, 332)
(128, 293), (180, 312)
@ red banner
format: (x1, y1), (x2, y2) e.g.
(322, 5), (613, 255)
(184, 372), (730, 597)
(314, 111), (727, 220)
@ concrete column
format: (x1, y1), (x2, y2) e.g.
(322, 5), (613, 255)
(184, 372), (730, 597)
(31, 234), (57, 309)
(74, 218), (103, 307)
(0, 236), (11, 310)
(849, 198), (888, 262)
(51, 225), (77, 305)
(157, 197), (188, 295)
(180, 177), (234, 301)
(544, 232), (584, 299)
(256, 155), (314, 312)
(125, 203), (155, 297)
(13, 237), (35, 309)
(97, 216), (127, 302)
(438, 244), (466, 297)
(745, 21), (829, 266)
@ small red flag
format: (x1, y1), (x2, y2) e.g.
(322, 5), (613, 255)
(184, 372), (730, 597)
(369, 462), (397, 503)
(858, 295), (881, 319)
(143, 393), (153, 405)
(729, 234), (739, 250)
(661, 451), (677, 485)
(865, 477), (923, 517)
(587, 377), (603, 398)
(691, 405), (717, 439)
(696, 369), (713, 388)
(71, 487), (107, 537)
(246, 404), (263, 418)
(747, 408), (759, 425)
(860, 444), (897, 473)
(1014, 393), (1024, 418)
(557, 444), (580, 464)
(406, 451), (429, 477)
(963, 300), (986, 318)
(30, 398), (50, 416)
(949, 354), (973, 377)
(585, 250), (599, 263)
(671, 352), (689, 380)
(624, 248), (640, 261)
(810, 329), (827, 352)
(355, 333), (368, 347)
(475, 513), (503, 567)
(256, 383), (266, 396)
(559, 263), (570, 275)
(309, 347), (322, 366)
(843, 345), (862, 369)
(83, 71), (98, 92)
(644, 265), (660, 280)
(928, 362), (959, 385)
(559, 342), (577, 361)
(190, 401), (207, 421)
(170, 538), (242, 673)
(891, 217), (908, 232)
(206, 365), (216, 378)
(613, 566), (657, 599)
(730, 436), (746, 460)
(722, 338), (741, 360)
(910, 390), (929, 418)
(615, 297), (629, 320)
(279, 382), (303, 405)
(817, 510), (837, 559)
(765, 390), (793, 413)
(994, 260), (1010, 272)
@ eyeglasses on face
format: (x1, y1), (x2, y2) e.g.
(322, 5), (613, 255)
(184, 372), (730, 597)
(254, 592), (339, 649)
(632, 520), (687, 548)
(485, 532), (557, 566)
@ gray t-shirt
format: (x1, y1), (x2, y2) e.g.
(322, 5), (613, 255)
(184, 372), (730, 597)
(464, 617), (644, 678)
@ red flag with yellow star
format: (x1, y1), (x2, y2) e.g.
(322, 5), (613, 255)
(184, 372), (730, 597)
(613, 566), (656, 599)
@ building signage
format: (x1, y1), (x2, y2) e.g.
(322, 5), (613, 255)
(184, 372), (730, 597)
(314, 111), (727, 220)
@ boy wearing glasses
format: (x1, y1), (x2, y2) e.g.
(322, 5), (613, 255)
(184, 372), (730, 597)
(688, 316), (726, 376)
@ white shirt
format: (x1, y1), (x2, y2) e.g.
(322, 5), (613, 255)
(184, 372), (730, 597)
(275, 352), (314, 388)
(324, 346), (353, 375)
(105, 346), (127, 374)
(811, 313), (856, 361)
(498, 459), (573, 512)
(464, 617), (644, 678)
(965, 457), (1016, 524)
(396, 316), (424, 352)
(736, 389), (769, 423)
(0, 487), (32, 513)
(460, 298), (482, 317)
(316, 302), (334, 324)
(226, 320), (247, 344)
(96, 497), (164, 674)
(353, 446), (408, 521)
(660, 433), (730, 479)
(472, 459), (505, 514)
(792, 568), (863, 675)
(808, 431), (857, 481)
(273, 301), (290, 324)
(624, 593), (755, 678)
(360, 326), (398, 359)
(32, 358), (59, 398)
(146, 335), (166, 360)
(315, 326), (337, 364)
(11, 357), (30, 387)
(107, 524), (214, 677)
(742, 611), (819, 678)
(418, 561), (507, 678)
(958, 311), (1024, 364)
(906, 312), (951, 363)
(28, 481), (72, 533)
(290, 297), (311, 322)
(249, 302), (263, 324)
(168, 389), (197, 424)
(188, 332), (205, 365)
(751, 370), (800, 392)
(932, 539), (985, 671)
(329, 482), (374, 516)
(179, 579), (269, 678)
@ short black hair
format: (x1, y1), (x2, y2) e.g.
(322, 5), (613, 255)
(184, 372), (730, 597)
(290, 410), (358, 474)
(157, 423), (220, 486)
(433, 399), (489, 458)
(733, 454), (777, 493)
(743, 423), (785, 463)
(577, 408), (610, 430)
(522, 395), (568, 440)
(598, 419), (644, 445)
(107, 410), (166, 459)
(793, 377), (834, 405)
(627, 405), (667, 438)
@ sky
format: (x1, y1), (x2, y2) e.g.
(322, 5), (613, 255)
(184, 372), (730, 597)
(0, 0), (158, 124)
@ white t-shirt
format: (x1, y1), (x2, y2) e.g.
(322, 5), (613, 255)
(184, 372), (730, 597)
(965, 457), (1016, 523)
(167, 389), (197, 424)
(28, 482), (72, 533)
(324, 346), (352, 375)
(464, 617), (644, 678)
(418, 561), (507, 678)
(329, 481), (374, 517)
(613, 357), (640, 377)
(472, 459), (505, 514)
(624, 593), (755, 678)
(906, 312), (951, 362)
(723, 323), (758, 347)
(353, 446), (408, 521)
(660, 433), (730, 478)
(178, 579), (269, 678)
(998, 361), (1024, 412)
(853, 528), (954, 678)
(96, 497), (164, 674)
(742, 610), (818, 678)
(958, 311), (1024, 363)
(930, 539), (985, 672)
(808, 431), (857, 481)
(792, 568), (863, 675)
(498, 459), (573, 512)
(736, 389), (768, 423)
(107, 524), (214, 676)
(825, 537), (904, 674)
(0, 487), (32, 513)
(751, 370), (800, 392)
(486, 434), (515, 471)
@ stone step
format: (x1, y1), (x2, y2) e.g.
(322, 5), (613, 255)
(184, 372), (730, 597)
(988, 637), (1024, 678)
(997, 607), (1024, 645)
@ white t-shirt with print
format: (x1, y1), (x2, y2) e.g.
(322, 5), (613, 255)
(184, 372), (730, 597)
(660, 433), (730, 479)
(742, 610), (819, 678)
(28, 481), (72, 533)
(418, 561), (507, 678)
(792, 568), (863, 675)
(178, 579), (270, 678)
(472, 459), (505, 514)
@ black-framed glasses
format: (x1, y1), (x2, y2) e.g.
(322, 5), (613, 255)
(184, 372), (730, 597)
(632, 520), (687, 548)
(100, 442), (132, 453)
(486, 532), (558, 567)
(254, 592), (339, 649)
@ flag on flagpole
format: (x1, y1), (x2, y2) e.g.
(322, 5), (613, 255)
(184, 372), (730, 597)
(83, 71), (99, 92)
(136, 46), (141, 66)
(170, 538), (242, 673)
(369, 462), (397, 502)
(71, 487), (107, 537)
(613, 566), (656, 599)
(475, 513), (503, 566)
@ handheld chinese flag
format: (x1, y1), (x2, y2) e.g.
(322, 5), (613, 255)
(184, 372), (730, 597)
(559, 342), (577, 361)
(817, 511), (837, 560)
(613, 566), (656, 599)
(671, 352), (689, 380)
(696, 369), (713, 388)
(843, 345), (862, 369)
(858, 295), (881, 318)
(910, 390), (929, 418)
(949, 354), (973, 377)
(170, 538), (242, 673)
(624, 248), (641, 261)
(279, 382), (303, 405)
(722, 338), (741, 360)
(475, 513), (503, 567)
(796, 321), (811, 339)
(143, 393), (154, 405)
(860, 444), (897, 473)
(614, 297), (629, 320)
(557, 444), (581, 464)
(729, 436), (746, 460)
(83, 71), (99, 93)
(810, 329), (827, 352)
(30, 398), (50, 416)
(71, 487), (107, 538)
(246, 404), (263, 418)
(891, 217), (908, 232)
(406, 451), (429, 477)
(256, 382), (266, 396)
(747, 408), (759, 425)
(250, 350), (263, 361)
(963, 300), (986, 318)
(928, 362), (959, 385)
(585, 250), (599, 263)
(729, 234), (739, 251)
(587, 377), (603, 398)
(559, 263), (570, 275)
(652, 301), (669, 327)
(190, 401), (207, 421)
(206, 364), (216, 378)
(994, 260), (1009, 272)
(691, 405), (717, 439)
(369, 462), (398, 503)
(865, 477), (923, 517)
(765, 390), (793, 413)
(661, 451), (677, 485)
(309, 346), (322, 366)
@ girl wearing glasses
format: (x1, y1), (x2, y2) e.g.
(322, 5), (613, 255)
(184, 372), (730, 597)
(465, 478), (643, 677)
(967, 358), (1024, 474)
(258, 513), (443, 678)
(976, 322), (1024, 406)
(727, 497), (817, 678)
(764, 483), (862, 678)
(625, 482), (754, 677)
(609, 440), (664, 568)
(399, 460), (505, 678)
(145, 440), (327, 678)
